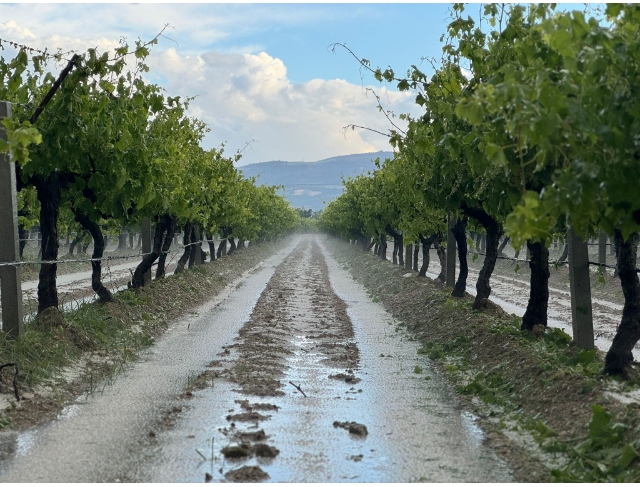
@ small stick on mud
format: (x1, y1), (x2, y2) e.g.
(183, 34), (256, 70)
(288, 381), (307, 397)
(196, 449), (207, 460)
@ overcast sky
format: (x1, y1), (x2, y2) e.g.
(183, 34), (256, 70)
(0, 3), (592, 165)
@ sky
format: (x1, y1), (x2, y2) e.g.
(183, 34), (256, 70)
(0, 3), (596, 166)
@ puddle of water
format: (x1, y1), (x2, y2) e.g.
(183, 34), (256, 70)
(14, 431), (36, 458)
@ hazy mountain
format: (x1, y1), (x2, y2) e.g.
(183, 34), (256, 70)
(239, 151), (393, 211)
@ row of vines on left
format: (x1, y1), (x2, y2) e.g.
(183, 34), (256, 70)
(0, 34), (301, 336)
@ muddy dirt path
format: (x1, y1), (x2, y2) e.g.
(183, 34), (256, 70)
(0, 235), (511, 482)
(139, 236), (511, 482)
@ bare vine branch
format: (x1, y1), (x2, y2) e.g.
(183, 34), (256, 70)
(342, 124), (392, 139)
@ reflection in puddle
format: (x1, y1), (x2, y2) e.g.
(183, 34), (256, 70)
(15, 431), (36, 458)
(58, 404), (81, 421)
(460, 411), (485, 446)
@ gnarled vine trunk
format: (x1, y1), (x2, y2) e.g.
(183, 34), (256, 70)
(206, 233), (216, 262)
(217, 239), (226, 258)
(418, 233), (440, 277)
(217, 227), (230, 258)
(521, 240), (550, 331)
(174, 222), (193, 275)
(132, 214), (174, 288)
(155, 218), (176, 279)
(17, 209), (28, 259)
(68, 234), (81, 255)
(188, 226), (198, 269)
(392, 238), (398, 264)
(604, 231), (640, 377)
(473, 220), (501, 309)
(73, 210), (113, 302)
(117, 233), (127, 250)
(34, 174), (65, 313)
(378, 232), (387, 260)
(436, 240), (446, 282)
(497, 236), (510, 256)
(460, 203), (503, 309)
(558, 243), (568, 264)
(385, 225), (403, 266)
(451, 217), (468, 298)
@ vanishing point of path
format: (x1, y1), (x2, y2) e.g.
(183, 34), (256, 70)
(0, 235), (511, 482)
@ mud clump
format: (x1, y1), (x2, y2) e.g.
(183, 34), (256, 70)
(254, 443), (280, 458)
(235, 429), (268, 442)
(221, 445), (250, 458)
(235, 399), (279, 411)
(224, 465), (270, 482)
(328, 373), (361, 384)
(333, 421), (368, 436)
(226, 411), (270, 422)
(35, 306), (67, 329)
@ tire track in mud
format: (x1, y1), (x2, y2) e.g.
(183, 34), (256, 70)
(210, 237), (361, 481)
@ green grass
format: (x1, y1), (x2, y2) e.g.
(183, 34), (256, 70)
(0, 300), (156, 414)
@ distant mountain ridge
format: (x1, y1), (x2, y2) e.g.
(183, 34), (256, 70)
(239, 151), (394, 211)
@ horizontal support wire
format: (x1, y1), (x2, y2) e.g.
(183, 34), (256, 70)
(0, 239), (214, 268)
(465, 250), (638, 273)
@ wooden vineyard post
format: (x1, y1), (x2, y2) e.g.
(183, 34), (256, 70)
(141, 217), (152, 284)
(0, 101), (24, 337)
(598, 231), (607, 270)
(446, 214), (457, 288)
(567, 226), (594, 349)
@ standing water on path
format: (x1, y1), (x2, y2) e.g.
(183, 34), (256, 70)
(141, 236), (512, 482)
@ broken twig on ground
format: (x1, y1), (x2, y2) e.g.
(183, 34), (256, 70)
(288, 381), (307, 397)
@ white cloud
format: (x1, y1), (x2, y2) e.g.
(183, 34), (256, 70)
(147, 48), (418, 164)
(460, 66), (473, 80)
(0, 20), (36, 41)
(0, 7), (424, 165)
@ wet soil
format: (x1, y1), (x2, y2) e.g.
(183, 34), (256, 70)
(141, 235), (511, 483)
(216, 239), (358, 399)
(0, 239), (285, 434)
(328, 238), (640, 481)
(414, 245), (633, 355)
(0, 235), (516, 482)
(196, 238), (361, 481)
